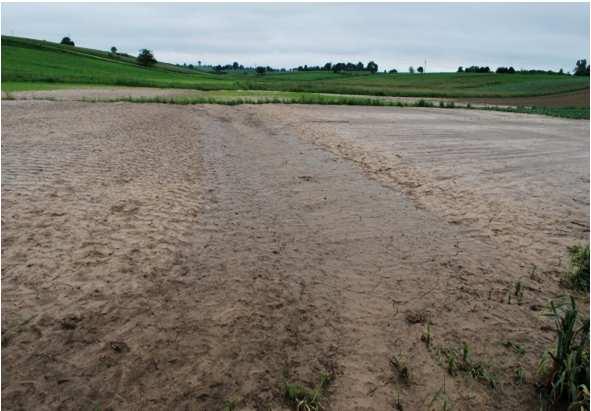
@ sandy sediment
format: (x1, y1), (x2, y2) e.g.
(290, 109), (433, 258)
(1, 101), (588, 410)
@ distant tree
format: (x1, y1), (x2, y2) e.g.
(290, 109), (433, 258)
(198, 60), (202, 66)
(356, 61), (364, 71)
(110, 46), (117, 54)
(496, 66), (515, 74)
(574, 59), (589, 76)
(417, 66), (424, 74)
(465, 65), (491, 73)
(559, 68), (564, 75)
(60, 36), (75, 46)
(367, 61), (378, 74)
(255, 66), (266, 75)
(188, 64), (194, 69)
(409, 66), (415, 74)
(232, 62), (239, 70)
(323, 62), (332, 71)
(137, 49), (156, 66)
(457, 66), (464, 73)
(389, 68), (398, 74)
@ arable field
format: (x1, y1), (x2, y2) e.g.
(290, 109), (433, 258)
(3, 35), (590, 103)
(2, 100), (588, 410)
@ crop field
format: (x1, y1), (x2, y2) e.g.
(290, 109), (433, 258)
(3, 35), (590, 101)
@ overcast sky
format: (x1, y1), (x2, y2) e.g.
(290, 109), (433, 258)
(2, 3), (589, 72)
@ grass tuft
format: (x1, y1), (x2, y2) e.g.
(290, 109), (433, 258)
(502, 340), (526, 356)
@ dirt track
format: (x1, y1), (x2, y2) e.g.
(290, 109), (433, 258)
(2, 101), (589, 410)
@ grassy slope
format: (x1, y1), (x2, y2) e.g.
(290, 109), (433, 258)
(2, 35), (589, 99)
(1, 36), (236, 90)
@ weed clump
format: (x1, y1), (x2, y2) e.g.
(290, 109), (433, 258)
(284, 371), (332, 411)
(538, 297), (589, 409)
(565, 244), (590, 292)
(391, 354), (410, 384)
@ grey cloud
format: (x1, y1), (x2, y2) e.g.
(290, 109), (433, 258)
(2, 3), (588, 72)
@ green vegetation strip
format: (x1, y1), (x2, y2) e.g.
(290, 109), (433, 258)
(73, 94), (589, 120)
(1, 81), (99, 92)
(3, 35), (589, 99)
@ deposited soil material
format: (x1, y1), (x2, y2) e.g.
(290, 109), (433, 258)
(5, 86), (589, 109)
(2, 101), (589, 410)
(461, 88), (590, 108)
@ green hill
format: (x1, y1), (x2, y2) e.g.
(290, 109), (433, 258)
(1, 36), (235, 90)
(2, 35), (589, 99)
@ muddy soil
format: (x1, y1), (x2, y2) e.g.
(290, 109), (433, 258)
(1, 101), (589, 410)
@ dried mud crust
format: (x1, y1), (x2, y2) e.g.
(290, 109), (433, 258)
(1, 101), (589, 410)
(3, 86), (207, 101)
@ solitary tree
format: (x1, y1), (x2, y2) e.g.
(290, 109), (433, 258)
(409, 66), (415, 74)
(60, 36), (75, 46)
(574, 59), (590, 76)
(137, 49), (156, 67)
(457, 66), (464, 73)
(110, 46), (117, 54)
(417, 66), (424, 74)
(367, 61), (378, 74)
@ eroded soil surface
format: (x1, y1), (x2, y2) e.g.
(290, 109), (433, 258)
(2, 101), (589, 410)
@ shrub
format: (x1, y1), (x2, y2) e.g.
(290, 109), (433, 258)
(539, 297), (589, 409)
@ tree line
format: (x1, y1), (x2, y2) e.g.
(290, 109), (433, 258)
(292, 61), (379, 74)
(457, 60), (589, 76)
(59, 37), (591, 76)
